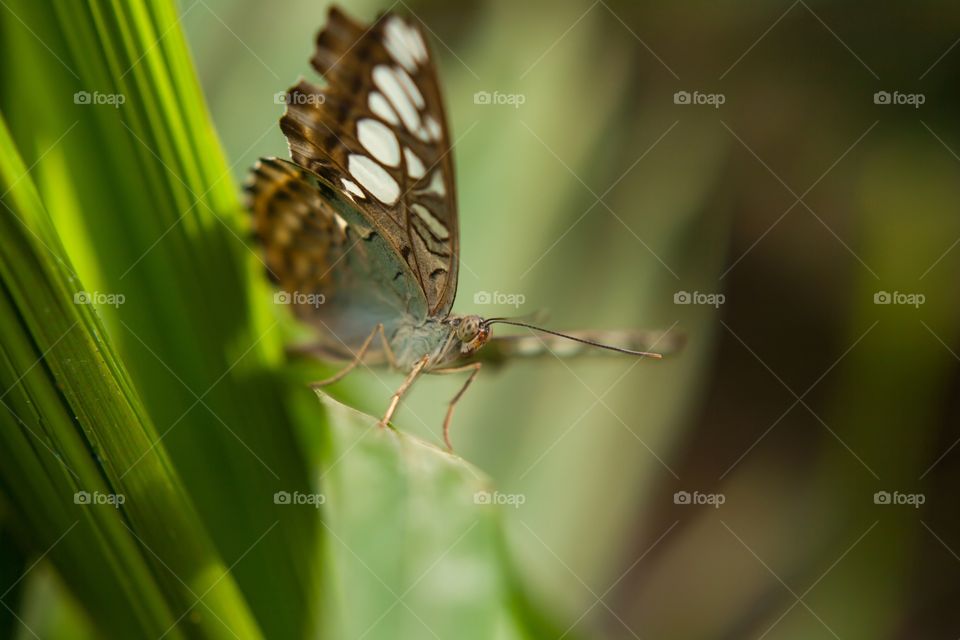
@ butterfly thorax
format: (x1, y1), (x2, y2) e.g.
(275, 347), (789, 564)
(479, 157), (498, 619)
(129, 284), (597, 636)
(390, 314), (490, 372)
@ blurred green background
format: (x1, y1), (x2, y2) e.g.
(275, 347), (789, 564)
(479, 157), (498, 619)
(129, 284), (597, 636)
(2, 0), (960, 638)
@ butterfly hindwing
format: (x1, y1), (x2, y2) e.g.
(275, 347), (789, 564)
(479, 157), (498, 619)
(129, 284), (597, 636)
(246, 157), (426, 352)
(279, 7), (459, 318)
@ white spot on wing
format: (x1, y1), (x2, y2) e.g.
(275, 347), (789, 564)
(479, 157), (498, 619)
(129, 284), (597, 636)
(515, 340), (542, 356)
(373, 65), (420, 135)
(368, 91), (399, 126)
(394, 66), (425, 109)
(333, 212), (348, 233)
(424, 115), (442, 142)
(424, 170), (446, 197)
(341, 178), (365, 199)
(403, 146), (425, 179)
(357, 118), (400, 167)
(407, 23), (427, 62)
(348, 154), (399, 204)
(384, 17), (418, 72)
(412, 203), (449, 239)
(551, 341), (582, 357)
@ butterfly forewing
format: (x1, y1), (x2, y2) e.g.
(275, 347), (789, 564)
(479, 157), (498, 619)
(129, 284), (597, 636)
(279, 8), (459, 318)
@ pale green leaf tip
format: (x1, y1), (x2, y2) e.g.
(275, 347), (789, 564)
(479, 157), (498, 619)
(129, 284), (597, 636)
(312, 389), (490, 480)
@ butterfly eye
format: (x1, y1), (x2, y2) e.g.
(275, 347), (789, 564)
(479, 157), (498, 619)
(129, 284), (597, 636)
(457, 316), (480, 342)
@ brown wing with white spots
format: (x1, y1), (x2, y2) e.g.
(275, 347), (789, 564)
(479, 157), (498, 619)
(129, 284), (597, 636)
(280, 7), (459, 318)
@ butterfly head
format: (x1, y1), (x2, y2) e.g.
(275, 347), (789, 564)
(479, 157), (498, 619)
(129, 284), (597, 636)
(450, 315), (491, 355)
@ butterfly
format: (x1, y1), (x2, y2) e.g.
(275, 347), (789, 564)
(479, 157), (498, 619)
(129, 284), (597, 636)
(246, 6), (680, 450)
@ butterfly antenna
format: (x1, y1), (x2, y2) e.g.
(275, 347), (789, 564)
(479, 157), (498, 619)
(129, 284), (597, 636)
(482, 319), (663, 358)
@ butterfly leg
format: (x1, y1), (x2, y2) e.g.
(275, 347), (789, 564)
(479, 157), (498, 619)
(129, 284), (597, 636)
(309, 323), (383, 388)
(433, 362), (482, 451)
(378, 354), (429, 428)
